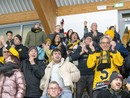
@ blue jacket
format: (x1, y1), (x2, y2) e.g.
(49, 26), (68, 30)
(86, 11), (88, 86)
(37, 46), (45, 60)
(116, 43), (129, 58)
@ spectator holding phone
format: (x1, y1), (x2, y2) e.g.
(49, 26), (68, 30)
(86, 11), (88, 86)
(48, 19), (65, 41)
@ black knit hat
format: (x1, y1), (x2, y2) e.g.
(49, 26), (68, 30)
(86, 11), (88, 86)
(110, 72), (123, 83)
(15, 34), (22, 42)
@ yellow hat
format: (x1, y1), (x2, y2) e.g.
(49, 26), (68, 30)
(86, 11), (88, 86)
(45, 38), (51, 43)
(104, 30), (114, 39)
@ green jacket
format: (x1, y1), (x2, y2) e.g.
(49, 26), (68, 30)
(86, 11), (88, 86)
(25, 28), (47, 48)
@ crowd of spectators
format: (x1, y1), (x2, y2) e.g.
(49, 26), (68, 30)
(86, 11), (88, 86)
(0, 20), (130, 98)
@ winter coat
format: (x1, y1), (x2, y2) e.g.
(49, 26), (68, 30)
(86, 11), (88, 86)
(71, 45), (94, 76)
(6, 39), (14, 47)
(40, 58), (80, 95)
(97, 88), (130, 98)
(116, 43), (129, 58)
(15, 44), (29, 61)
(0, 62), (26, 98)
(20, 59), (46, 98)
(84, 29), (103, 44)
(25, 27), (47, 48)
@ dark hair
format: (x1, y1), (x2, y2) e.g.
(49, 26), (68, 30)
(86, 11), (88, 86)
(51, 33), (60, 45)
(6, 31), (13, 35)
(70, 32), (80, 40)
(66, 29), (73, 40)
(51, 48), (61, 55)
(109, 26), (114, 30)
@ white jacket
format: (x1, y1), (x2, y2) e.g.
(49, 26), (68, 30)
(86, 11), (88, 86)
(40, 58), (80, 94)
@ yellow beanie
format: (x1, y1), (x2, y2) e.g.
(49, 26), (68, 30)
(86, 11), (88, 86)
(104, 30), (114, 39)
(45, 38), (51, 43)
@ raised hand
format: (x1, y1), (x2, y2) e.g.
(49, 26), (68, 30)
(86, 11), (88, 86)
(110, 41), (116, 51)
(84, 21), (88, 27)
(89, 41), (95, 51)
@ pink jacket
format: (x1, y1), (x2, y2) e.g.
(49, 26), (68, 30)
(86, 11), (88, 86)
(0, 69), (26, 98)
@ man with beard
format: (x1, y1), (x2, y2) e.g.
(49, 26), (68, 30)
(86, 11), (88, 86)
(97, 72), (130, 98)
(40, 48), (80, 98)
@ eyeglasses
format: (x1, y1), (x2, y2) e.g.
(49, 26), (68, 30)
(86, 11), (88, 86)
(100, 42), (110, 45)
(3, 51), (10, 53)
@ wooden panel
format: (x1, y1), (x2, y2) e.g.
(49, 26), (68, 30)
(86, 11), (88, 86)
(32, 0), (57, 34)
(0, 11), (39, 25)
(57, 0), (130, 16)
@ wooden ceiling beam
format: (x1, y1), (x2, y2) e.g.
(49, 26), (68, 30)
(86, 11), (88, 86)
(0, 11), (39, 25)
(32, 0), (57, 34)
(57, 0), (130, 16)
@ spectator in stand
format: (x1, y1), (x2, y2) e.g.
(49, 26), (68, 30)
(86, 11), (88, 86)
(97, 72), (130, 98)
(25, 23), (47, 48)
(42, 38), (52, 64)
(67, 32), (80, 61)
(40, 48), (80, 98)
(87, 36), (124, 98)
(104, 30), (129, 58)
(71, 35), (95, 98)
(13, 34), (28, 61)
(0, 55), (26, 98)
(37, 38), (52, 65)
(20, 46), (46, 98)
(6, 31), (14, 47)
(50, 34), (67, 59)
(41, 81), (67, 98)
(65, 29), (73, 45)
(84, 21), (103, 46)
(0, 35), (19, 66)
(109, 26), (121, 43)
(48, 19), (64, 41)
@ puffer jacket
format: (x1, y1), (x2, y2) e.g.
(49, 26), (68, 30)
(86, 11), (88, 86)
(0, 69), (26, 98)
(40, 58), (80, 95)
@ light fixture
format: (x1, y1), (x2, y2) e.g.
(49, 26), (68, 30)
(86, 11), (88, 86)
(97, 5), (107, 10)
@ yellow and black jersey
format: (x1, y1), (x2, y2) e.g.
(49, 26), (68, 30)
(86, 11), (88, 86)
(87, 51), (124, 89)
